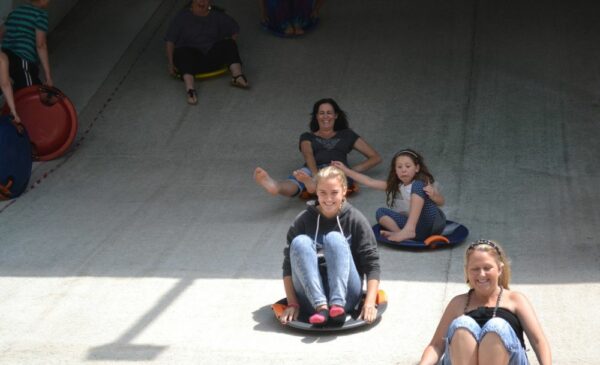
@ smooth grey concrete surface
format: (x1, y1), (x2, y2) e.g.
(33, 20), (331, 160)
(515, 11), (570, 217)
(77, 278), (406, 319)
(1, 0), (599, 364)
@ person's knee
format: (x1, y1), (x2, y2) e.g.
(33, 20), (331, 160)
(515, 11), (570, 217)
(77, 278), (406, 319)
(290, 234), (313, 254)
(375, 208), (388, 221)
(480, 317), (514, 352)
(481, 317), (512, 339)
(451, 327), (478, 345)
(447, 315), (480, 342)
(323, 231), (346, 249)
(479, 331), (509, 362)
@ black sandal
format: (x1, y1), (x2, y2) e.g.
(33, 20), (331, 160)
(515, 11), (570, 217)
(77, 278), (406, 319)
(186, 89), (198, 105)
(230, 74), (249, 89)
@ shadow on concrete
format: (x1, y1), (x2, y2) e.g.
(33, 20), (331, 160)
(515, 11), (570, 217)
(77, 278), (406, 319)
(86, 278), (193, 361)
(251, 304), (382, 342)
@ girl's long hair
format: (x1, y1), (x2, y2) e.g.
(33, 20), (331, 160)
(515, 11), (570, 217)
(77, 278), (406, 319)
(386, 149), (435, 208)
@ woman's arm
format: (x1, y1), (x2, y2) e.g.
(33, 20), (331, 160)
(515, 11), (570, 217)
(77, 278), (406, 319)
(515, 292), (552, 365)
(350, 137), (381, 173)
(35, 30), (52, 87)
(300, 140), (319, 175)
(359, 278), (379, 323)
(280, 276), (300, 324)
(165, 41), (176, 76)
(419, 296), (462, 365)
(330, 161), (387, 190)
(258, 0), (268, 22)
(311, 0), (325, 18)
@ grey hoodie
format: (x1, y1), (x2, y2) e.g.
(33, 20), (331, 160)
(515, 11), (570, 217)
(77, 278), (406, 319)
(282, 202), (381, 282)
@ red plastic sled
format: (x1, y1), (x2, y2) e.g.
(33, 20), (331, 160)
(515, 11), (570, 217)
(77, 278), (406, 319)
(2, 85), (78, 161)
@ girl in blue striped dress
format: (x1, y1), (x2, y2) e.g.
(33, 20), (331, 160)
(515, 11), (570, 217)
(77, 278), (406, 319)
(332, 148), (446, 242)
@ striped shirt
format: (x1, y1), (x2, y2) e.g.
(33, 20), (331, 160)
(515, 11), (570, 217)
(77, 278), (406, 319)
(1, 4), (49, 63)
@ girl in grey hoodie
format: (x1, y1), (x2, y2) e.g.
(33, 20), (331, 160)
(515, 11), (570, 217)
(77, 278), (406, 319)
(279, 166), (380, 326)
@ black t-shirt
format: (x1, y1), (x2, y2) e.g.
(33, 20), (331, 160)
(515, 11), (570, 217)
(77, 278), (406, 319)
(299, 129), (360, 166)
(164, 9), (240, 53)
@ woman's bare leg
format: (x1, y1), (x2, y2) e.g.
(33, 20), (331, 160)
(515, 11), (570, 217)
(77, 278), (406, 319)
(293, 170), (315, 193)
(254, 167), (299, 196)
(182, 74), (197, 104)
(449, 328), (478, 365)
(378, 215), (402, 232)
(229, 63), (249, 87)
(479, 333), (509, 365)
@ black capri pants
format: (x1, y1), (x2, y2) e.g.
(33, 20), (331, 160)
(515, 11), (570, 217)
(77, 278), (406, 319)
(174, 39), (242, 75)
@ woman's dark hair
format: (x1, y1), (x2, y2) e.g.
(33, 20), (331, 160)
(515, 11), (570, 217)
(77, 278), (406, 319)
(185, 1), (224, 12)
(309, 98), (349, 132)
(386, 149), (435, 208)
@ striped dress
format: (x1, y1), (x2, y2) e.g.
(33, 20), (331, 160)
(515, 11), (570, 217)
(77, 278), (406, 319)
(2, 4), (49, 63)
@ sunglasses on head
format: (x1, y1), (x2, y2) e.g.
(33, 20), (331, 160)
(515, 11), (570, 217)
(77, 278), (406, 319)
(467, 239), (501, 256)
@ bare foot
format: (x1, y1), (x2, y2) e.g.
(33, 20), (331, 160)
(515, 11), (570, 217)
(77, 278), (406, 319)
(293, 170), (315, 193)
(254, 167), (279, 195)
(381, 229), (415, 243)
(284, 24), (294, 35)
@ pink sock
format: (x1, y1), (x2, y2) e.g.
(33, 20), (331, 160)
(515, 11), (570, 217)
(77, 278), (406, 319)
(329, 305), (345, 317)
(309, 312), (327, 324)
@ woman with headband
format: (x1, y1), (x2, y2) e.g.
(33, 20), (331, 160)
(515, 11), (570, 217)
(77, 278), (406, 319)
(419, 240), (551, 365)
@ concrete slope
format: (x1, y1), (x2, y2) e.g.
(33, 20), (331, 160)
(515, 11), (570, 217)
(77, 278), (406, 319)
(1, 0), (599, 364)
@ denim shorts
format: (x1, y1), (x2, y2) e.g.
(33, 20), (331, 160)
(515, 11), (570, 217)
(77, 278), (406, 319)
(442, 315), (528, 365)
(287, 166), (313, 196)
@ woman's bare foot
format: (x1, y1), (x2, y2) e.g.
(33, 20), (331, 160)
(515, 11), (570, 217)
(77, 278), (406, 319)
(293, 170), (315, 193)
(284, 24), (294, 35)
(381, 229), (416, 243)
(254, 167), (279, 195)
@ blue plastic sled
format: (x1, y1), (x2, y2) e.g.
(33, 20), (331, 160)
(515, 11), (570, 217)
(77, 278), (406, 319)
(0, 115), (32, 200)
(373, 220), (469, 249)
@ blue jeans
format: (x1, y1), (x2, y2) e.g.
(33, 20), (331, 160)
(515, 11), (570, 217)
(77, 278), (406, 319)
(290, 232), (362, 312)
(442, 315), (529, 365)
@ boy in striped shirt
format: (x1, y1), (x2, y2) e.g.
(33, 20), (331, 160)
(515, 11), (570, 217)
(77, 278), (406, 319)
(0, 0), (52, 95)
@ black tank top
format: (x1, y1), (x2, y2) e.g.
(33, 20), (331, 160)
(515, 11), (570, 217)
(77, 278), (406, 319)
(464, 288), (526, 349)
(465, 306), (525, 349)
